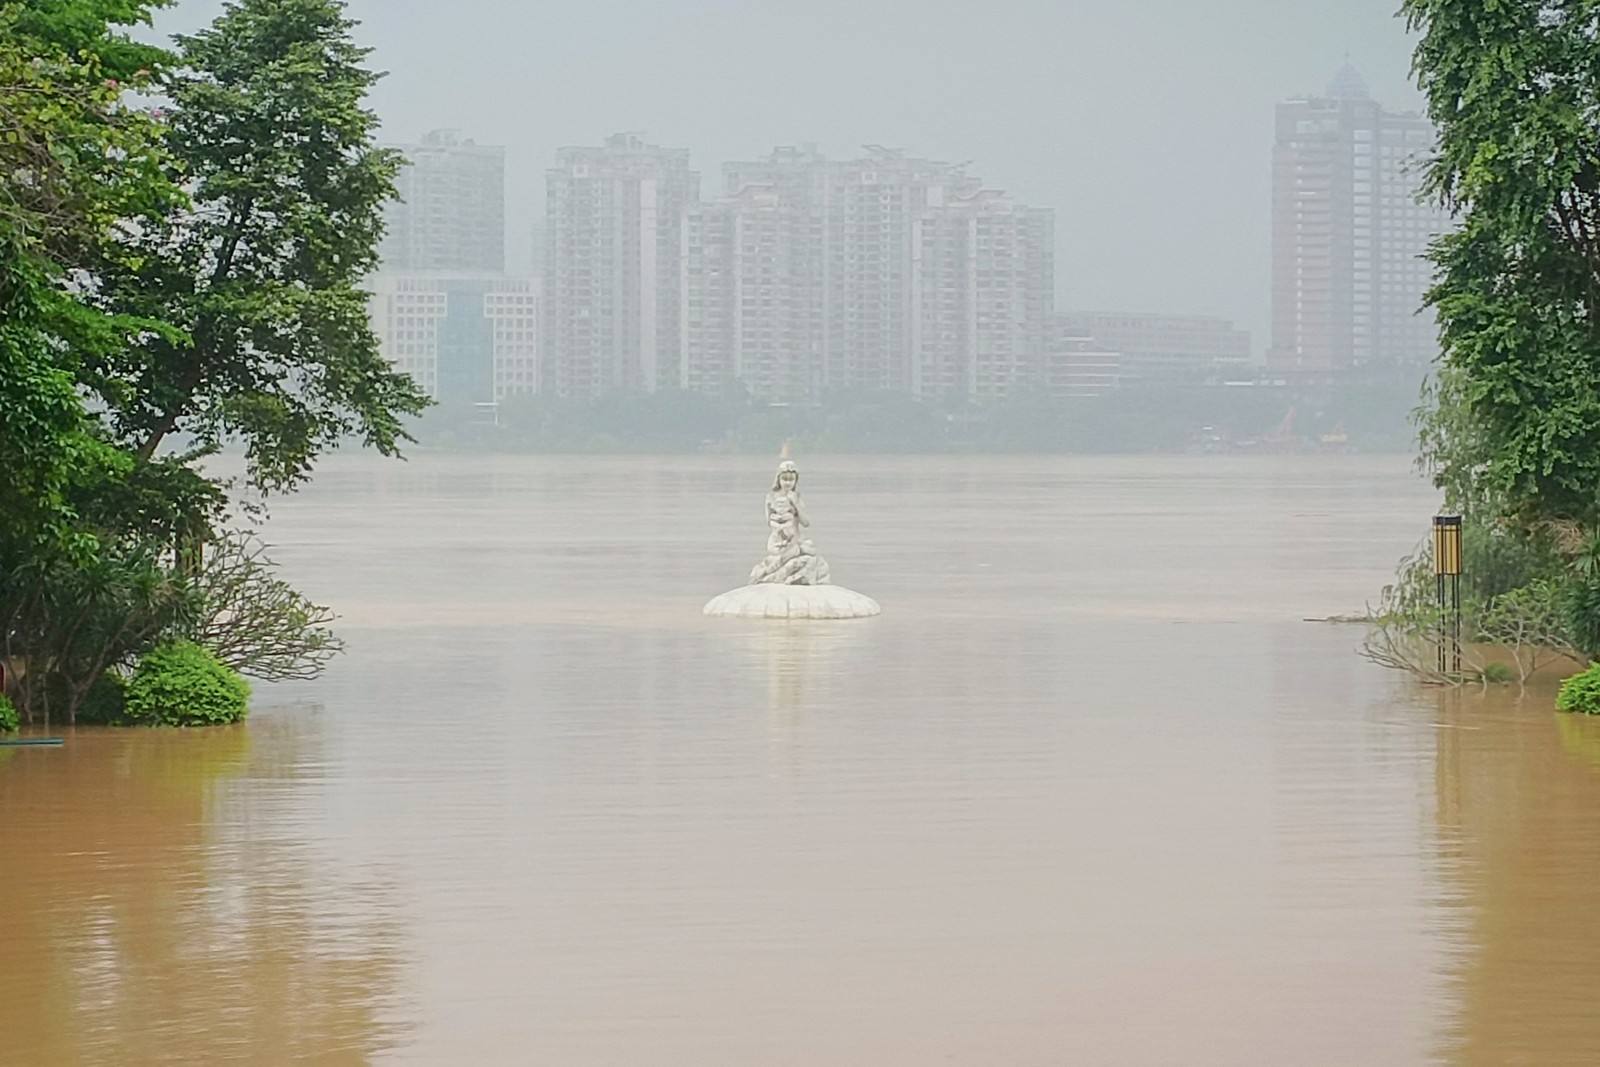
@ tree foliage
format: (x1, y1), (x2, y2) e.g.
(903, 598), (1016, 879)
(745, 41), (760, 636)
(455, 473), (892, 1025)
(1371, 1), (1600, 687)
(1405, 0), (1600, 527)
(0, 1), (176, 261)
(1, 0), (420, 725)
(92, 0), (428, 491)
(1, 544), (198, 725)
(1556, 662), (1600, 713)
(121, 639), (251, 727)
(0, 1), (176, 563)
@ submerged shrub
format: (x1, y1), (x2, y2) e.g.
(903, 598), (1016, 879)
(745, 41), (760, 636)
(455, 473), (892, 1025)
(1480, 662), (1518, 685)
(1362, 520), (1587, 687)
(77, 672), (129, 725)
(1556, 664), (1600, 715)
(0, 694), (18, 733)
(122, 640), (250, 727)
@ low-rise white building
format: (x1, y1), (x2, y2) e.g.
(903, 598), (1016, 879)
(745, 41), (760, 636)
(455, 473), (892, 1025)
(1060, 312), (1250, 386)
(1047, 324), (1122, 398)
(368, 274), (538, 404)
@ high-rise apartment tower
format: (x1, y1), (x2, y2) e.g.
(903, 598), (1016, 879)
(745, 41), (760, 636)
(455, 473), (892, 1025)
(687, 146), (1053, 402)
(1269, 66), (1449, 374)
(912, 189), (1054, 400)
(380, 129), (506, 275)
(543, 133), (699, 397)
(682, 183), (821, 401)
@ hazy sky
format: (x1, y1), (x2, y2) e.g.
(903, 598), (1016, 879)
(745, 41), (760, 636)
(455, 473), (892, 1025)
(153, 0), (1422, 354)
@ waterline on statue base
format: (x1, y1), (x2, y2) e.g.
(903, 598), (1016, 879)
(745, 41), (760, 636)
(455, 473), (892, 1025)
(703, 584), (881, 619)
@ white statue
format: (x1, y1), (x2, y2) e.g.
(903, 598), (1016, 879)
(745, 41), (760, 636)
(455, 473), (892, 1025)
(749, 460), (831, 586)
(703, 453), (879, 619)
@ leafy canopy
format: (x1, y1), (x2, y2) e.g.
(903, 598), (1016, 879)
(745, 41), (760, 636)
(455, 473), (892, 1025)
(1406, 0), (1600, 528)
(2, 0), (426, 724)
(92, 0), (429, 491)
(0, 1), (179, 562)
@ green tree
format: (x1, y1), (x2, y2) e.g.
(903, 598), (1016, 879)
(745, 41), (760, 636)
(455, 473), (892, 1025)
(0, 0), (177, 561)
(91, 0), (429, 492)
(1405, 0), (1600, 529)
(1, 1), (199, 727)
(2, 0), (421, 723)
(10, 0), (173, 81)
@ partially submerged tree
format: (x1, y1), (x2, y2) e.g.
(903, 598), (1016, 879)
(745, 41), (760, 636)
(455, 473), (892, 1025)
(1367, 1), (1600, 683)
(0, 1), (198, 724)
(2, 545), (197, 726)
(184, 531), (342, 682)
(2, 0), (424, 723)
(1362, 543), (1582, 686)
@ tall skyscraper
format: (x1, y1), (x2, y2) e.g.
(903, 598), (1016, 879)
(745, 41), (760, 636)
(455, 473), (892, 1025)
(542, 133), (699, 397)
(816, 147), (983, 394)
(713, 146), (835, 401)
(380, 130), (506, 274)
(1269, 66), (1449, 374)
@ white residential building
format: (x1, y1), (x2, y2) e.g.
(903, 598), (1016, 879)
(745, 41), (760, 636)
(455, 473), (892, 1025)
(542, 133), (699, 397)
(368, 275), (537, 404)
(380, 130), (506, 275)
(687, 146), (1053, 402)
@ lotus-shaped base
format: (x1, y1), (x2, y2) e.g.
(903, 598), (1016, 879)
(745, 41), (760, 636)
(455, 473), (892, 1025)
(703, 584), (881, 619)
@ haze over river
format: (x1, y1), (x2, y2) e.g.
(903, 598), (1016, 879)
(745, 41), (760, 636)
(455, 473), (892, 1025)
(4, 454), (1600, 1065)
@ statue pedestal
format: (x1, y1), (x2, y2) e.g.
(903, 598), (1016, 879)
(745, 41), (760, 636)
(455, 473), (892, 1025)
(703, 584), (881, 620)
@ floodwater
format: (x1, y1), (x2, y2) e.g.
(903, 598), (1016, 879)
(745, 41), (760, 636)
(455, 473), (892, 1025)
(3, 454), (1600, 1066)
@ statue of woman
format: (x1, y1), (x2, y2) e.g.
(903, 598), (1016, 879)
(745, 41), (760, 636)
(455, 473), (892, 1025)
(750, 460), (831, 585)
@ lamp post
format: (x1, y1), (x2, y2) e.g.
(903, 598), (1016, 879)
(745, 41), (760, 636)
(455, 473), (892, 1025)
(1433, 515), (1463, 676)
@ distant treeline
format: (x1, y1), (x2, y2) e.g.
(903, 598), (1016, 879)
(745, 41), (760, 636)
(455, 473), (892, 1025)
(410, 372), (1425, 455)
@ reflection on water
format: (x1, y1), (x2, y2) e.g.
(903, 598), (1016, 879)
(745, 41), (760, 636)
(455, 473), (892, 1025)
(0, 716), (409, 1066)
(1433, 690), (1600, 1066)
(749, 622), (863, 751)
(4, 455), (1600, 1064)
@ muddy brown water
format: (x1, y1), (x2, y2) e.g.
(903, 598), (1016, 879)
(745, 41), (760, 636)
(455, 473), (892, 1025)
(3, 454), (1598, 1065)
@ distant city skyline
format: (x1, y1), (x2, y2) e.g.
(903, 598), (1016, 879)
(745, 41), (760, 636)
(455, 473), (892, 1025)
(150, 0), (1424, 350)
(376, 71), (1442, 403)
(373, 66), (1436, 384)
(374, 131), (1270, 405)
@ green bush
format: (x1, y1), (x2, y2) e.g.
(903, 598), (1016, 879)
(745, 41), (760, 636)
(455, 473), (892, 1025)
(1556, 663), (1600, 715)
(0, 693), (19, 733)
(122, 640), (250, 727)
